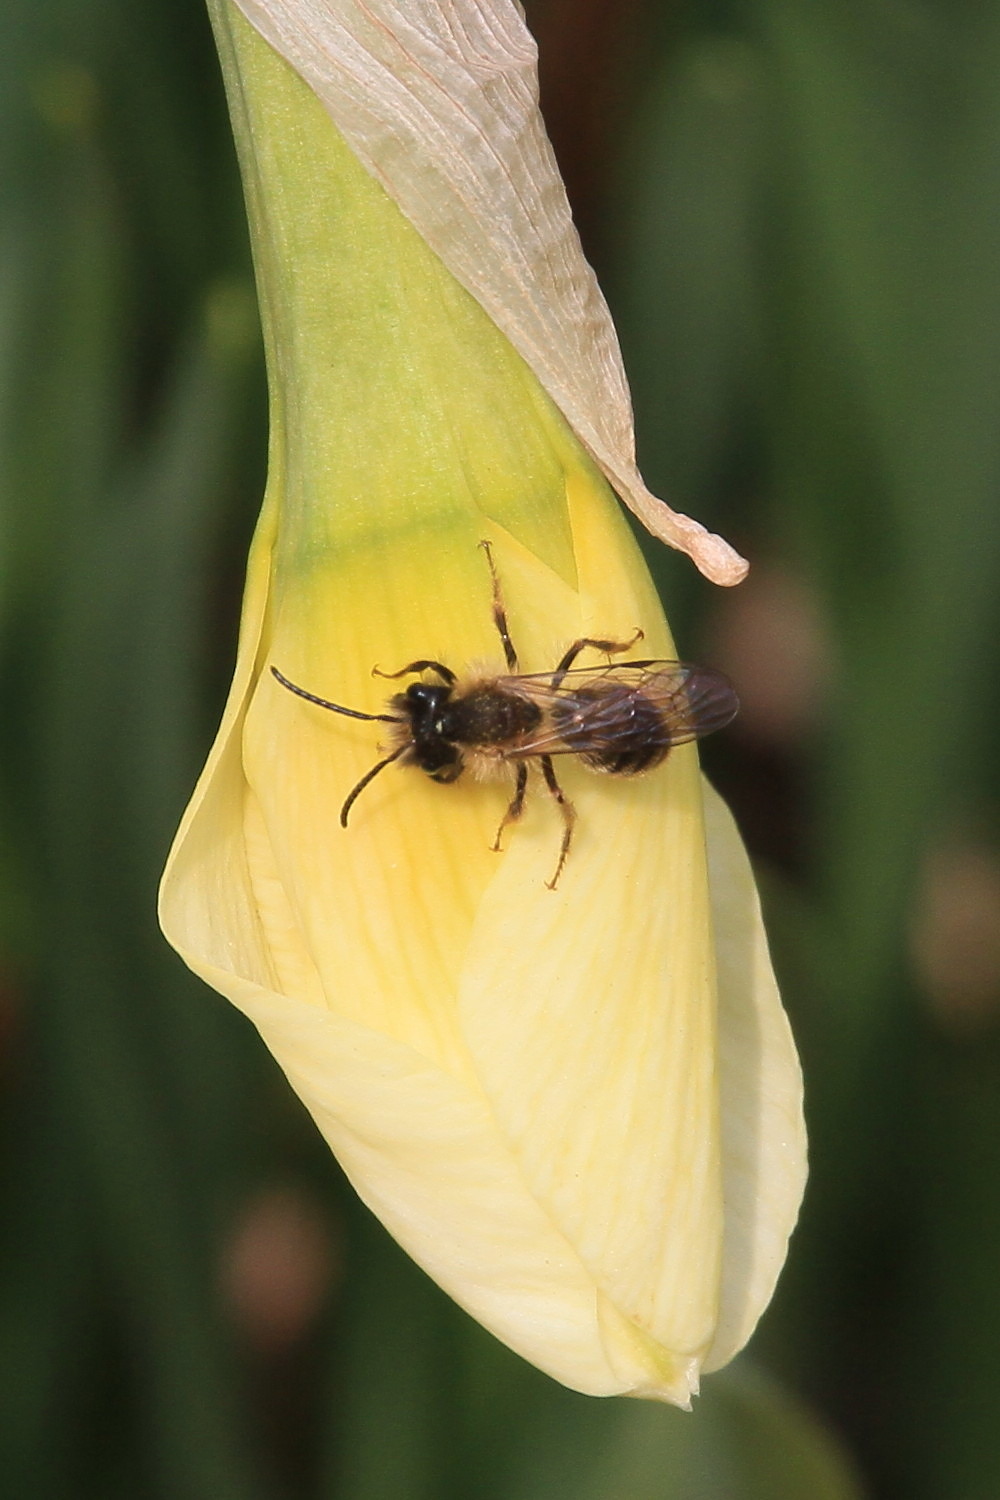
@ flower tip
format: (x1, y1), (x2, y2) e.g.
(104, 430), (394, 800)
(620, 482), (748, 585)
(628, 1362), (699, 1411)
(670, 516), (750, 587)
(698, 539), (750, 587)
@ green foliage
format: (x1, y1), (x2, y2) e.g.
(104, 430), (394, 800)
(4, 0), (997, 1494)
(611, 4), (1000, 1496)
(326, 1208), (860, 1500)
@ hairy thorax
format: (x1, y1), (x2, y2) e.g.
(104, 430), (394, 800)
(444, 684), (542, 750)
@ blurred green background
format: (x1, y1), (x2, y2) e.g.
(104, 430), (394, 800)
(2, 0), (998, 1495)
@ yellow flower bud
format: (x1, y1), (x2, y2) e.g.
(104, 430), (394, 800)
(159, 0), (805, 1407)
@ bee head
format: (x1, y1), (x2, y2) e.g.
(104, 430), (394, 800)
(403, 680), (450, 708)
(394, 680), (451, 732)
(391, 682), (461, 782)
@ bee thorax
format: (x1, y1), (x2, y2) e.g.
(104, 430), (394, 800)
(443, 685), (542, 746)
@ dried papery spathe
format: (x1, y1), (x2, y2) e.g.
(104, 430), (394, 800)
(230, 0), (747, 585)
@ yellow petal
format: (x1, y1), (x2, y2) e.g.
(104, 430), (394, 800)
(162, 482), (804, 1405)
(704, 783), (807, 1372)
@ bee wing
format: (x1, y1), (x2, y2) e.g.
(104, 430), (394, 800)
(502, 661), (739, 758)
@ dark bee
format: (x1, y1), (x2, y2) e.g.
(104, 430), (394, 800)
(271, 541), (738, 888)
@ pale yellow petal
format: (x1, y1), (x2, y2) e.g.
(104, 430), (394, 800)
(459, 752), (721, 1364)
(158, 499), (278, 988)
(161, 506), (804, 1405)
(703, 782), (808, 1371)
(223, 978), (700, 1402)
(161, 545), (703, 1403)
(458, 487), (722, 1374)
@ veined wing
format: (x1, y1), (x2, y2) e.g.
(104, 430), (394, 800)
(500, 661), (739, 759)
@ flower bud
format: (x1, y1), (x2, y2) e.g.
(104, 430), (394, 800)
(159, 0), (805, 1407)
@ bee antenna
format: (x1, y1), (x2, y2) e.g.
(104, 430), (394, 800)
(340, 745), (409, 826)
(270, 666), (400, 723)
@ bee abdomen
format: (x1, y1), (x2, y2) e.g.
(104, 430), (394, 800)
(583, 733), (670, 775)
(556, 687), (672, 776)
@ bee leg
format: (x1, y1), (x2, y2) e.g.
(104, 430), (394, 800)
(491, 762), (528, 852)
(552, 628), (644, 687)
(479, 539), (519, 670)
(540, 755), (576, 890)
(373, 659), (456, 684)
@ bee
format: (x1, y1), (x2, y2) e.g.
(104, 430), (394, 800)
(271, 542), (738, 888)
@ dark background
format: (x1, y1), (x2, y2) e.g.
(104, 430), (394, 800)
(2, 1), (999, 1495)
